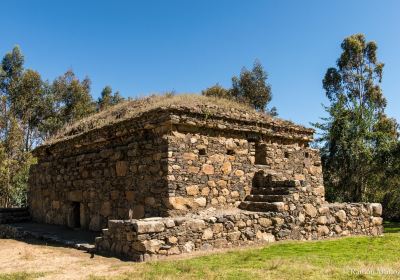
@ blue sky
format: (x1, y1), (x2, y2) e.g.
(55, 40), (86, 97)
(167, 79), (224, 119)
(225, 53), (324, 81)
(1, 0), (399, 127)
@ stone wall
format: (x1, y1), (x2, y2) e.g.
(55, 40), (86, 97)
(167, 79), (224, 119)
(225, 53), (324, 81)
(95, 202), (383, 261)
(29, 112), (172, 231)
(165, 121), (324, 215)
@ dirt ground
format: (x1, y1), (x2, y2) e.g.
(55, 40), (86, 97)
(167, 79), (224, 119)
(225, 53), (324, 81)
(0, 239), (136, 280)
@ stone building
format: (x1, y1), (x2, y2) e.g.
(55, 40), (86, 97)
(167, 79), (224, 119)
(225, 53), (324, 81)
(28, 95), (383, 261)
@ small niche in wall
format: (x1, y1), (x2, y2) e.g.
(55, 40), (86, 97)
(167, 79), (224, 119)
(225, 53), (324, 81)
(284, 151), (290, 158)
(305, 152), (309, 158)
(227, 149), (235, 155)
(255, 142), (267, 165)
(199, 148), (207, 156)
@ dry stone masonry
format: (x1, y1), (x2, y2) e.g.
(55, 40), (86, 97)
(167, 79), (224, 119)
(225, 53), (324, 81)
(28, 95), (383, 261)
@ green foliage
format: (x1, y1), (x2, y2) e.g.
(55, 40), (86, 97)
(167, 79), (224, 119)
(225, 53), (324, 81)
(51, 70), (96, 125)
(97, 86), (124, 111)
(314, 34), (399, 206)
(231, 60), (272, 112)
(0, 47), (99, 207)
(201, 84), (230, 99)
(201, 60), (277, 115)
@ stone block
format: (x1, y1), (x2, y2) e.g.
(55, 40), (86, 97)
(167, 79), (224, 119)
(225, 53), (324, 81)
(335, 210), (347, 223)
(202, 228), (213, 240)
(116, 161), (128, 177)
(202, 164), (214, 175)
(185, 219), (206, 231)
(304, 204), (317, 217)
(369, 203), (382, 217)
(186, 185), (199, 196)
(133, 220), (165, 233)
(68, 190), (82, 202)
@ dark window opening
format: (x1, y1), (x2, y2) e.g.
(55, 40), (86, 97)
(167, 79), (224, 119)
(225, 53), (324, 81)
(305, 152), (309, 158)
(284, 152), (290, 158)
(199, 148), (206, 156)
(255, 143), (267, 165)
(227, 149), (235, 155)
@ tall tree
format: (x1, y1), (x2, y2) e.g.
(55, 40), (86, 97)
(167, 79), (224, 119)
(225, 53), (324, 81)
(314, 34), (398, 202)
(0, 46), (34, 207)
(97, 86), (124, 111)
(231, 60), (273, 112)
(51, 70), (96, 126)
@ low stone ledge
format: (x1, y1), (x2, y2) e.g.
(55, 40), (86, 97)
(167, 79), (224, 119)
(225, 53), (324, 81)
(95, 204), (383, 261)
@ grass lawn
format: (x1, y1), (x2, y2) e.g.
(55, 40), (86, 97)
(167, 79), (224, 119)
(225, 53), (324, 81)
(1, 222), (400, 280)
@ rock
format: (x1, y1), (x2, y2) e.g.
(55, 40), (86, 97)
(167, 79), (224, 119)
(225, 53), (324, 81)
(115, 161), (128, 177)
(335, 210), (347, 222)
(234, 170), (244, 177)
(183, 153), (197, 161)
(143, 239), (163, 253)
(304, 204), (317, 217)
(371, 217), (383, 226)
(298, 213), (305, 223)
(207, 181), (216, 187)
(186, 185), (199, 196)
(236, 220), (246, 228)
(194, 197), (207, 207)
(132, 205), (144, 218)
(134, 220), (165, 233)
(369, 203), (382, 217)
(313, 186), (325, 196)
(209, 154), (224, 163)
(221, 162), (232, 174)
(294, 174), (305, 180)
(256, 231), (276, 242)
(182, 241), (195, 253)
(231, 191), (240, 198)
(167, 197), (191, 210)
(185, 219), (206, 231)
(202, 164), (215, 175)
(212, 223), (224, 233)
(225, 139), (237, 150)
(52, 201), (60, 209)
(259, 218), (273, 227)
(125, 191), (135, 201)
(145, 196), (156, 206)
(217, 180), (227, 187)
(317, 216), (327, 225)
(168, 246), (180, 255)
(100, 202), (112, 217)
(202, 228), (213, 240)
(317, 225), (330, 236)
(188, 166), (200, 173)
(334, 225), (342, 234)
(318, 206), (329, 215)
(227, 231), (241, 241)
(201, 187), (210, 196)
(167, 236), (178, 244)
(272, 217), (284, 226)
(68, 190), (82, 202)
(164, 219), (175, 228)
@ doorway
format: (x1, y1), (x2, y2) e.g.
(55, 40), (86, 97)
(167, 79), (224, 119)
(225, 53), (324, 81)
(67, 202), (81, 228)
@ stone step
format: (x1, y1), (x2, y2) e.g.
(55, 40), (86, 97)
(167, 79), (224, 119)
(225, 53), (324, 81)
(267, 180), (299, 188)
(251, 187), (295, 195)
(239, 201), (285, 212)
(0, 211), (29, 218)
(245, 194), (286, 202)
